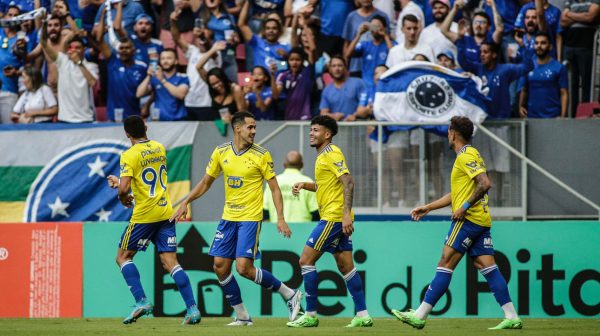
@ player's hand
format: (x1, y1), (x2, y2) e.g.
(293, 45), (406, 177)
(277, 219), (292, 238)
(410, 205), (430, 221)
(342, 214), (354, 235)
(519, 106), (528, 118)
(451, 207), (466, 221)
(107, 175), (119, 188)
(292, 182), (304, 196)
(170, 203), (188, 222)
(121, 194), (134, 208)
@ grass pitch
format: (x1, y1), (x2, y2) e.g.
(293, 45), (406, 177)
(1, 317), (598, 335)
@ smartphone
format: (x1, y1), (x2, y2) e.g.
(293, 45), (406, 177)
(276, 61), (288, 71)
(194, 18), (205, 29)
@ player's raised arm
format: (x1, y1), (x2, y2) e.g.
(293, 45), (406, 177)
(170, 173), (216, 221)
(411, 193), (452, 221)
(338, 173), (354, 236)
(267, 177), (292, 238)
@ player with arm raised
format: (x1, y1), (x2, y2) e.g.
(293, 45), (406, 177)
(391, 116), (522, 330)
(171, 111), (303, 326)
(106, 116), (200, 325)
(287, 115), (372, 328)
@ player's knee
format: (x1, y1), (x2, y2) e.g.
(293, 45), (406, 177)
(235, 263), (253, 279)
(298, 254), (314, 267)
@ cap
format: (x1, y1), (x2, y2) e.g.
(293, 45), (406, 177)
(135, 13), (154, 24)
(429, 0), (451, 8)
(437, 50), (455, 62)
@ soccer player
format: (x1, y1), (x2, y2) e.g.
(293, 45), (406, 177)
(107, 116), (200, 325)
(287, 116), (373, 328)
(171, 111), (303, 326)
(391, 116), (522, 330)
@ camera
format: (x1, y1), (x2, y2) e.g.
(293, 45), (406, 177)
(194, 18), (205, 29)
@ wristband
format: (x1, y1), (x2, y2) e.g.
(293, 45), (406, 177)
(462, 201), (471, 210)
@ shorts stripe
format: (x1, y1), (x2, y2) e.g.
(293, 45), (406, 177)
(447, 220), (463, 246)
(253, 221), (262, 258)
(121, 222), (136, 250)
(315, 221), (334, 251)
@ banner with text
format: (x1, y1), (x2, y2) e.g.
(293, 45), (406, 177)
(0, 223), (82, 318)
(82, 221), (599, 318)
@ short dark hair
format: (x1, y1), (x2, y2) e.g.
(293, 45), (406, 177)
(161, 47), (178, 60)
(311, 115), (338, 137)
(473, 11), (491, 24)
(124, 115), (146, 138)
(534, 32), (550, 41)
(371, 15), (387, 28)
(263, 18), (282, 31)
(330, 54), (346, 67)
(288, 47), (307, 61)
(231, 111), (256, 130)
(449, 116), (474, 142)
(68, 35), (86, 47)
(481, 41), (500, 55)
(402, 14), (419, 26)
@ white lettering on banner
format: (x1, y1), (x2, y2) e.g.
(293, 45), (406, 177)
(0, 247), (8, 260)
(29, 226), (61, 318)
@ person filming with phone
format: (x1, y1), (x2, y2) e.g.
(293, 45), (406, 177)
(0, 4), (27, 123)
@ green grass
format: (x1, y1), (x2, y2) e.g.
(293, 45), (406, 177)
(1, 317), (598, 335)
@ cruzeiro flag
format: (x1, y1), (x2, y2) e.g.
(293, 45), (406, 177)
(374, 61), (490, 125)
(0, 122), (197, 222)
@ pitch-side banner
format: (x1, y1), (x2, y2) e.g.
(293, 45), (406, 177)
(374, 61), (490, 124)
(83, 221), (599, 318)
(0, 122), (197, 222)
(0, 223), (82, 318)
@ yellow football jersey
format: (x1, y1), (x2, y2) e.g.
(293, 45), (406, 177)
(206, 142), (276, 221)
(451, 145), (492, 227)
(120, 140), (173, 223)
(314, 144), (354, 222)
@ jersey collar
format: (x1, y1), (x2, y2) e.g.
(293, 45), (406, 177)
(317, 143), (332, 157)
(230, 141), (251, 156)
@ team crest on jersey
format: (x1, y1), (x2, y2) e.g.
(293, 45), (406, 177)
(333, 160), (345, 169)
(466, 161), (478, 169)
(24, 140), (132, 222)
(406, 75), (456, 117)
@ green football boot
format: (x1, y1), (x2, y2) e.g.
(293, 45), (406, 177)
(286, 313), (319, 328)
(488, 318), (523, 330)
(391, 309), (426, 329)
(345, 315), (374, 327)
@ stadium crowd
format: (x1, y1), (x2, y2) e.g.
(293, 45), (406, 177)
(0, 0), (598, 124)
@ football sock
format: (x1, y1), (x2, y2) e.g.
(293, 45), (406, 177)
(343, 268), (367, 313)
(232, 303), (250, 321)
(415, 302), (433, 320)
(253, 268), (282, 290)
(219, 273), (243, 306)
(422, 267), (453, 315)
(120, 260), (146, 302)
(480, 265), (516, 318)
(301, 265), (318, 315)
(170, 265), (196, 309)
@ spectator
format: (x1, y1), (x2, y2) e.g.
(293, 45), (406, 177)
(93, 0), (144, 37)
(243, 65), (276, 120)
(345, 14), (395, 96)
(158, 0), (201, 66)
(263, 150), (318, 223)
(0, 4), (25, 123)
(561, 0), (600, 115)
(515, 0), (563, 60)
(436, 50), (458, 70)
(52, 0), (81, 33)
(239, 0), (290, 70)
(394, 0), (425, 44)
(198, 0), (239, 82)
(10, 66), (57, 123)
(342, 0), (389, 77)
(300, 0), (355, 57)
(0, 0), (50, 14)
(273, 47), (315, 120)
(519, 33), (568, 118)
(40, 23), (98, 123)
(483, 0), (521, 61)
(420, 0), (457, 60)
(136, 48), (190, 121)
(441, 1), (503, 66)
(386, 14), (434, 67)
(126, 13), (163, 65)
(171, 9), (222, 121)
(97, 8), (147, 121)
(319, 55), (368, 121)
(196, 45), (245, 121)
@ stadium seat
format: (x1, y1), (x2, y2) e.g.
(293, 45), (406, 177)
(575, 102), (600, 119)
(238, 72), (251, 86)
(95, 106), (107, 122)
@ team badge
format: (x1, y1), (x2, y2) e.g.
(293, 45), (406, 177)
(406, 75), (456, 117)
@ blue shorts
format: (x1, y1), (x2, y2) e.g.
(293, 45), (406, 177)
(209, 220), (262, 260)
(444, 218), (494, 257)
(118, 219), (177, 252)
(306, 220), (353, 253)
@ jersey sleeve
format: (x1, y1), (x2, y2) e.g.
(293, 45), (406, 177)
(457, 150), (486, 179)
(326, 149), (350, 178)
(119, 152), (134, 178)
(260, 151), (276, 180)
(205, 148), (222, 178)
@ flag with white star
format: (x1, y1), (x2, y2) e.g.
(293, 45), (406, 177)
(0, 123), (198, 222)
(374, 61), (490, 126)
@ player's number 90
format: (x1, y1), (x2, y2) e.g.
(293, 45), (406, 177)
(142, 165), (167, 197)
